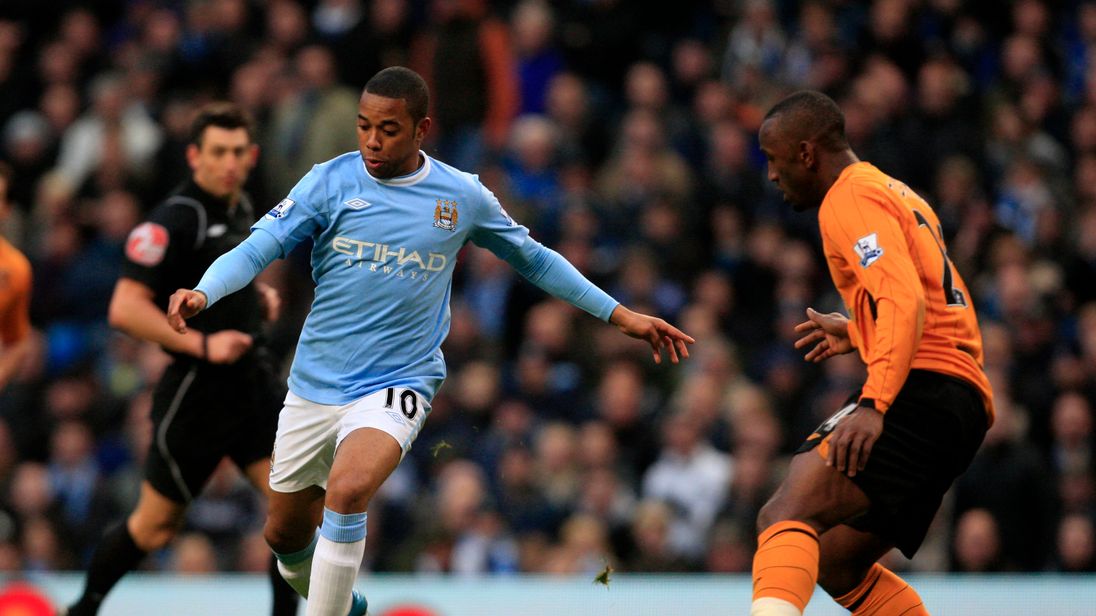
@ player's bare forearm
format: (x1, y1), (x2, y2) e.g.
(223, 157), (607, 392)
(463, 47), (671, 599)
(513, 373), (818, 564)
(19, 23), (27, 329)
(112, 283), (251, 363)
(109, 278), (204, 358)
(609, 304), (695, 364)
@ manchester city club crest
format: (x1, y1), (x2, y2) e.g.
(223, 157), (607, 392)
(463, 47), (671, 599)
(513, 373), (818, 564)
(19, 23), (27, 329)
(433, 199), (458, 231)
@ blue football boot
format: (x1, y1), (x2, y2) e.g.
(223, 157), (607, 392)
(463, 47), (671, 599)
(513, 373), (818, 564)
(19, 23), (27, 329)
(348, 589), (369, 616)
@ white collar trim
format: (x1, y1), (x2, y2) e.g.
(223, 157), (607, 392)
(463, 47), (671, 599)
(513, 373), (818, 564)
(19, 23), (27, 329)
(362, 151), (431, 186)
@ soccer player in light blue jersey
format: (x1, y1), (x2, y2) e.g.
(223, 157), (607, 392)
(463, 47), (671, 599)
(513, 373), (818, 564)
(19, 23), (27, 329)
(167, 66), (693, 616)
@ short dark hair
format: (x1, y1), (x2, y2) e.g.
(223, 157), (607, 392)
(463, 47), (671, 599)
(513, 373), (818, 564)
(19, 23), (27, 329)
(0, 161), (11, 186)
(764, 90), (849, 152)
(189, 102), (254, 147)
(364, 67), (430, 124)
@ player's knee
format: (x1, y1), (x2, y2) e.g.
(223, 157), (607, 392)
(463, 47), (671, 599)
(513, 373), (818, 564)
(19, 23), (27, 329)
(264, 513), (317, 554)
(128, 514), (180, 551)
(325, 469), (381, 513)
(757, 490), (829, 535)
(264, 519), (301, 554)
(756, 497), (790, 534)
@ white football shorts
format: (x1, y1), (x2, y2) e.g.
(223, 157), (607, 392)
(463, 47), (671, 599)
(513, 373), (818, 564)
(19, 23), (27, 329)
(268, 387), (431, 493)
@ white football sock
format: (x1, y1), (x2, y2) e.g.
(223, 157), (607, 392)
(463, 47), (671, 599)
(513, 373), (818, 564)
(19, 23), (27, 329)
(306, 508), (366, 616)
(274, 531), (318, 598)
(751, 597), (803, 616)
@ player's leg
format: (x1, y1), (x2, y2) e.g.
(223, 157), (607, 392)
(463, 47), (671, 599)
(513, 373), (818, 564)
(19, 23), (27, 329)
(263, 483), (326, 599)
(754, 371), (988, 616)
(243, 459), (308, 616)
(66, 482), (185, 616)
(818, 372), (987, 615)
(127, 481), (189, 549)
(67, 364), (204, 616)
(306, 427), (401, 616)
(303, 387), (429, 616)
(258, 389), (346, 610)
(818, 525), (928, 615)
(751, 450), (871, 616)
(236, 356), (306, 616)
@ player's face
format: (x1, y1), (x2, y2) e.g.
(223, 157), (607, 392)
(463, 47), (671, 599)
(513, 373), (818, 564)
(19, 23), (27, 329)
(187, 126), (257, 201)
(357, 92), (430, 179)
(759, 117), (818, 211)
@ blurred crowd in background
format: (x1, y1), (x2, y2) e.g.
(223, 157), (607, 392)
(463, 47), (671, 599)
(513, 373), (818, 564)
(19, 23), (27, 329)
(0, 0), (1094, 580)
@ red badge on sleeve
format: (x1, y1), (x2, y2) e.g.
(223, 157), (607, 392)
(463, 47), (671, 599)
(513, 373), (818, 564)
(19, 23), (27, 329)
(125, 222), (170, 266)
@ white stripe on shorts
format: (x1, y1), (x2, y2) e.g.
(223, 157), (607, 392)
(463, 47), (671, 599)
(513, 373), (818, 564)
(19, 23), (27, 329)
(157, 366), (198, 502)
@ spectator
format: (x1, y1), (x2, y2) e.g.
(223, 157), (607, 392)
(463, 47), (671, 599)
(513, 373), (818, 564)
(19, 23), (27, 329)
(953, 385), (1057, 570)
(53, 72), (162, 194)
(951, 508), (1006, 572)
(624, 500), (693, 572)
(263, 44), (360, 199)
(1054, 513), (1096, 572)
(641, 409), (731, 562)
(510, 0), (564, 116)
(411, 0), (519, 170)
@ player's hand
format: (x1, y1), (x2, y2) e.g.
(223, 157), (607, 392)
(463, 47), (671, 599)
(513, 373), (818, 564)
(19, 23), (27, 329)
(609, 305), (695, 364)
(167, 289), (207, 333)
(794, 307), (854, 362)
(256, 282), (281, 322)
(206, 330), (254, 364)
(827, 405), (883, 478)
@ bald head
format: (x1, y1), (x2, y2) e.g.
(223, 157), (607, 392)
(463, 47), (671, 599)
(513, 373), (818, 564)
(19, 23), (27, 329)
(763, 90), (849, 153)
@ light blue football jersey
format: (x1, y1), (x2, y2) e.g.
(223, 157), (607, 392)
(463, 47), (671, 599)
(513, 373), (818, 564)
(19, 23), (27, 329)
(252, 151), (582, 405)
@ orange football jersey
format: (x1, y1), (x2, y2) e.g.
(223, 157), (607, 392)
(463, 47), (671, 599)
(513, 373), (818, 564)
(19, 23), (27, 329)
(0, 236), (31, 347)
(818, 162), (994, 422)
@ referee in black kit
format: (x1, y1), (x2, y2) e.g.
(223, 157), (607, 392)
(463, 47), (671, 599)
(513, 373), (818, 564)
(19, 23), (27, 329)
(65, 103), (298, 616)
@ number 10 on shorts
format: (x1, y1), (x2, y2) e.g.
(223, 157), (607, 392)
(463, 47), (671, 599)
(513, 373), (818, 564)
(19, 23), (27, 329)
(385, 387), (419, 419)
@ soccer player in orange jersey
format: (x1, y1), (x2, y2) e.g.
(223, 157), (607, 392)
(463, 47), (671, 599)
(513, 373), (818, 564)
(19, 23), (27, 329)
(750, 91), (995, 616)
(0, 163), (32, 395)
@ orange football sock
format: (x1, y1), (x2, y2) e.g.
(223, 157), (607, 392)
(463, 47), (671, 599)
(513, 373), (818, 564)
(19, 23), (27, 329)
(835, 563), (929, 615)
(751, 521), (820, 615)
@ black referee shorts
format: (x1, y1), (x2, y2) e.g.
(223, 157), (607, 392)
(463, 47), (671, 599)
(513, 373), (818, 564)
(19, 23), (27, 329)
(145, 351), (283, 503)
(797, 369), (988, 558)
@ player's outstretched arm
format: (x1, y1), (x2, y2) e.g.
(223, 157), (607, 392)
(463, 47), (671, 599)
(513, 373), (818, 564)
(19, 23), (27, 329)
(166, 228), (283, 336)
(609, 305), (695, 364)
(793, 307), (855, 362)
(167, 289), (208, 334)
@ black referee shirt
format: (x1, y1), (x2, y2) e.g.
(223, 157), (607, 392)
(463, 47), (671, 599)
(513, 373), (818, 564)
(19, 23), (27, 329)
(121, 179), (264, 357)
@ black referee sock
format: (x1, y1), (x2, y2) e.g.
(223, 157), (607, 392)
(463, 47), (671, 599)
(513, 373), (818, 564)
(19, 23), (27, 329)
(269, 552), (301, 616)
(67, 521), (146, 616)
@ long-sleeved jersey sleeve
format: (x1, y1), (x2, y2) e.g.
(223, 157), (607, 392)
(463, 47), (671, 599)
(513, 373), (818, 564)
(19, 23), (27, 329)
(469, 182), (618, 321)
(194, 229), (282, 307)
(819, 183), (926, 412)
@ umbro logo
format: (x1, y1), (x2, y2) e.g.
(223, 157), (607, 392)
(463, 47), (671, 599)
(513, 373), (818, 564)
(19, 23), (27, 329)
(345, 198), (372, 210)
